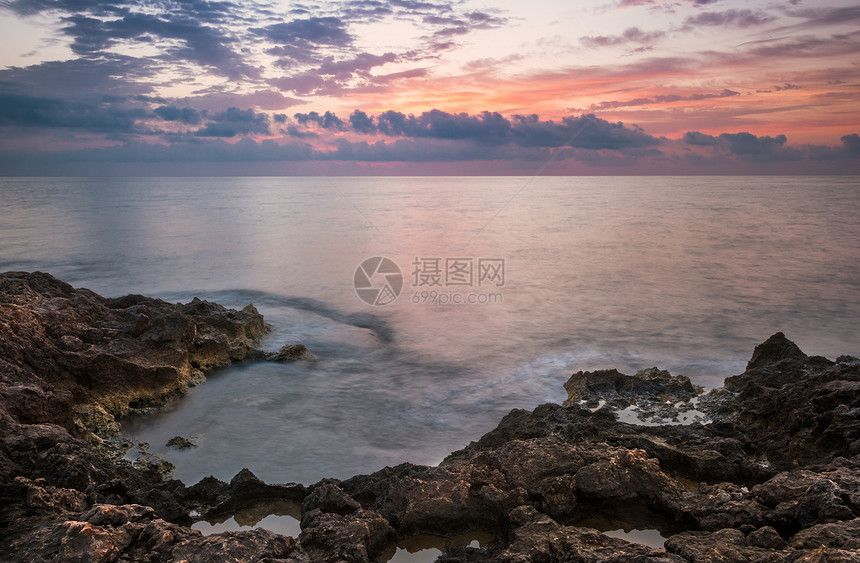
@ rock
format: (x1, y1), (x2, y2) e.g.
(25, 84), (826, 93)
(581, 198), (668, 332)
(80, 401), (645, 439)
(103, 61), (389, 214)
(165, 435), (197, 449)
(572, 448), (682, 502)
(562, 367), (703, 424)
(202, 468), (307, 521)
(0, 272), (277, 559)
(301, 482), (361, 519)
(747, 525), (786, 549)
(498, 505), (684, 562)
(298, 508), (397, 563)
(790, 518), (860, 550)
(746, 331), (808, 371)
(699, 333), (860, 469)
(2, 275), (860, 563)
(268, 343), (316, 362)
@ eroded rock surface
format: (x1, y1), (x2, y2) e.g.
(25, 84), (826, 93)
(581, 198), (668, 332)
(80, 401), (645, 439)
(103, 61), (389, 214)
(1, 272), (859, 562)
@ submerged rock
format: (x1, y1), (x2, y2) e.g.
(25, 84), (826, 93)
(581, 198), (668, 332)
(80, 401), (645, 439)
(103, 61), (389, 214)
(268, 343), (317, 362)
(1, 272), (858, 562)
(166, 435), (197, 449)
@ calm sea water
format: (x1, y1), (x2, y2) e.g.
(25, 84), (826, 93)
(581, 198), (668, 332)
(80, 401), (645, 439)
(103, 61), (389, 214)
(1, 176), (858, 485)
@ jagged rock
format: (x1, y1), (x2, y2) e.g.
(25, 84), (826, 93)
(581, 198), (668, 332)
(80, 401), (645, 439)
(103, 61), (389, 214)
(562, 367), (703, 424)
(2, 275), (859, 563)
(301, 481), (361, 519)
(746, 331), (809, 371)
(202, 468), (307, 521)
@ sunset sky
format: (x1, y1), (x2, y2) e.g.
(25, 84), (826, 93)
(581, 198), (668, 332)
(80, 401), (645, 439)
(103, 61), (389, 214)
(1, 0), (858, 174)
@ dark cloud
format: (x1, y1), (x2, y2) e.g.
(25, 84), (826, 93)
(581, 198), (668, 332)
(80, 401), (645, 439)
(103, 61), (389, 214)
(256, 16), (353, 65)
(683, 9), (776, 29)
(0, 91), (152, 133)
(374, 109), (512, 144)
(59, 12), (256, 79)
(193, 107), (269, 137)
(154, 106), (202, 125)
(840, 134), (860, 157)
(582, 88), (739, 111)
(294, 110), (346, 130)
(580, 27), (666, 48)
(349, 110), (375, 134)
(0, 0), (129, 17)
(285, 109), (660, 150)
(509, 114), (660, 149)
(682, 130), (800, 161)
(0, 56), (158, 98)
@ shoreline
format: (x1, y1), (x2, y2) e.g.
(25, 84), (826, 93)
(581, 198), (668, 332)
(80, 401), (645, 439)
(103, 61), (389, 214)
(1, 271), (858, 562)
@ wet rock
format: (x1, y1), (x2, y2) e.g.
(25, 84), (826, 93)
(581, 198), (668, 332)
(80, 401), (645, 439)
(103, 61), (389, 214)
(2, 276), (860, 563)
(299, 508), (397, 563)
(268, 343), (316, 362)
(202, 468), (307, 521)
(499, 505), (684, 562)
(563, 367), (703, 424)
(0, 272), (279, 559)
(165, 435), (197, 449)
(699, 334), (860, 470)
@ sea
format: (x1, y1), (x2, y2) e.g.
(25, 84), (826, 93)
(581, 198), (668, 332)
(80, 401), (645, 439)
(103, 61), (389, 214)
(1, 176), (858, 486)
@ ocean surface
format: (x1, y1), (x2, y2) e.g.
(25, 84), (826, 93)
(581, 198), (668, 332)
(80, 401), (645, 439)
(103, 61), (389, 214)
(2, 176), (858, 486)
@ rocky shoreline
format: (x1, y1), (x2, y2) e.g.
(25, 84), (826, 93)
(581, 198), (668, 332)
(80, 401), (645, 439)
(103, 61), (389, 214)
(1, 272), (858, 562)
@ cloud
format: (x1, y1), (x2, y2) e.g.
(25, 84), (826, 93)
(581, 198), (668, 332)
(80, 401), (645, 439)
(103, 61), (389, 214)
(374, 109), (512, 144)
(318, 52), (398, 77)
(294, 111), (346, 130)
(777, 6), (860, 32)
(683, 9), (776, 29)
(154, 106), (202, 125)
(256, 16), (353, 64)
(581, 88), (740, 111)
(0, 91), (153, 133)
(840, 134), (860, 157)
(682, 130), (800, 161)
(580, 27), (666, 48)
(58, 12), (256, 79)
(616, 0), (720, 10)
(0, 56), (158, 98)
(287, 109), (661, 150)
(193, 107), (270, 137)
(349, 110), (376, 134)
(175, 90), (304, 112)
(510, 114), (660, 149)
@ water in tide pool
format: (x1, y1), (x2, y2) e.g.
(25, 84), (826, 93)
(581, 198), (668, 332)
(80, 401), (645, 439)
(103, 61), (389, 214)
(2, 176), (859, 485)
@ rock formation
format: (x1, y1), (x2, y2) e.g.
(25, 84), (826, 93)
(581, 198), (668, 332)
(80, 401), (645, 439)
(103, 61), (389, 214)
(1, 272), (858, 562)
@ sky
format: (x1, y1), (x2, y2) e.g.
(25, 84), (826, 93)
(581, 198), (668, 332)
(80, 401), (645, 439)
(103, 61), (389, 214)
(0, 0), (858, 175)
